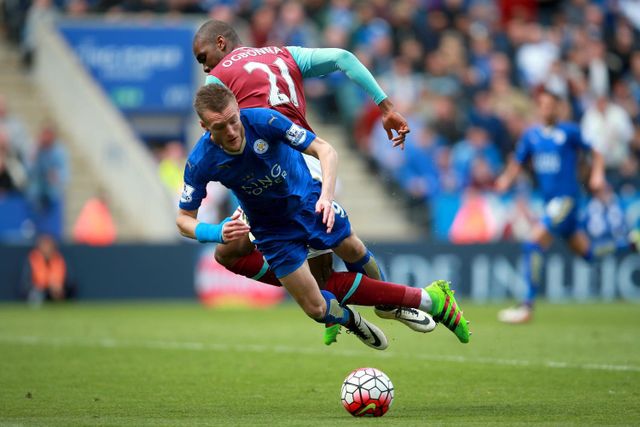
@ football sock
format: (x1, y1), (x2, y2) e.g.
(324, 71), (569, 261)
(227, 249), (282, 287)
(344, 249), (386, 280)
(324, 272), (421, 308)
(319, 290), (351, 326)
(523, 242), (544, 306)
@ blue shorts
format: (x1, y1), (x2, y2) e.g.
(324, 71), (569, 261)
(251, 199), (352, 278)
(541, 196), (580, 238)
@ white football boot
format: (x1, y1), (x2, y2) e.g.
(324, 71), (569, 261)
(346, 308), (389, 350)
(498, 305), (533, 324)
(374, 305), (437, 333)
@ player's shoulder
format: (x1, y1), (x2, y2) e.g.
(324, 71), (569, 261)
(185, 132), (215, 174)
(557, 121), (580, 134)
(240, 107), (284, 125)
(520, 125), (539, 140)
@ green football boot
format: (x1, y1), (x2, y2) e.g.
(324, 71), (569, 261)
(324, 324), (341, 346)
(425, 280), (470, 343)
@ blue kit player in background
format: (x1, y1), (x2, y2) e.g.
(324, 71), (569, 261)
(495, 89), (640, 324)
(176, 84), (471, 348)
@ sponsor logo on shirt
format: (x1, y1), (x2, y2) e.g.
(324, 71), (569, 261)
(253, 139), (269, 154)
(181, 183), (195, 203)
(285, 124), (307, 146)
(240, 164), (287, 196)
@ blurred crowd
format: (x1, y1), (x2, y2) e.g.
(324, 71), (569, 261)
(2, 0), (640, 243)
(0, 94), (70, 242)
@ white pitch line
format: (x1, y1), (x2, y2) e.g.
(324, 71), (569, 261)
(1, 335), (639, 373)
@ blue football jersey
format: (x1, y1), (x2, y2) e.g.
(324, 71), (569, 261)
(179, 108), (318, 230)
(515, 122), (592, 201)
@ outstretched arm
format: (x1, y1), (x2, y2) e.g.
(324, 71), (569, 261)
(494, 157), (522, 193)
(288, 46), (410, 147)
(176, 208), (250, 243)
(304, 136), (338, 232)
(588, 149), (606, 193)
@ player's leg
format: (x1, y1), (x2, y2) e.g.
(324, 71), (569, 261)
(278, 261), (388, 350)
(214, 234), (281, 287)
(568, 230), (636, 261)
(499, 223), (553, 324)
(312, 211), (435, 334)
(308, 252), (334, 288)
(330, 234), (469, 343)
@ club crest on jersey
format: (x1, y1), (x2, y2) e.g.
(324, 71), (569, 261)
(285, 124), (307, 146)
(552, 130), (566, 145)
(253, 139), (269, 154)
(181, 183), (195, 203)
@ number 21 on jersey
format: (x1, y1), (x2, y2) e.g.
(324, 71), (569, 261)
(243, 58), (300, 107)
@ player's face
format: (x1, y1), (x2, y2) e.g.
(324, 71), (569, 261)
(193, 37), (226, 74)
(201, 102), (245, 153)
(537, 93), (558, 124)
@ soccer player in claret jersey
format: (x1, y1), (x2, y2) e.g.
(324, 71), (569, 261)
(495, 89), (640, 324)
(191, 20), (435, 339)
(176, 85), (471, 349)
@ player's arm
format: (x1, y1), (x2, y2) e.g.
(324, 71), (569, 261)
(287, 46), (410, 148)
(304, 137), (338, 232)
(176, 208), (250, 243)
(588, 147), (606, 193)
(494, 156), (522, 193)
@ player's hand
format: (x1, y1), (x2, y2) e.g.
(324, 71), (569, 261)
(382, 111), (410, 150)
(221, 209), (251, 242)
(315, 197), (335, 233)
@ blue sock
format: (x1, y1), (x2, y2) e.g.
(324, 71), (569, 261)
(523, 242), (544, 307)
(319, 290), (351, 325)
(344, 249), (386, 281)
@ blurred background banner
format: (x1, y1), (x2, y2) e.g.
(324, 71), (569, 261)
(1, 243), (638, 302)
(58, 21), (195, 114)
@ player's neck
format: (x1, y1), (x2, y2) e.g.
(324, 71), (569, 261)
(541, 119), (557, 128)
(221, 137), (246, 155)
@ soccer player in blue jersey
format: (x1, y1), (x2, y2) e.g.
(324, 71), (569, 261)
(176, 85), (471, 348)
(495, 89), (639, 323)
(191, 20), (434, 338)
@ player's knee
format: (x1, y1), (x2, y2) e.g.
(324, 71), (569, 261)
(214, 246), (236, 267)
(301, 300), (326, 321)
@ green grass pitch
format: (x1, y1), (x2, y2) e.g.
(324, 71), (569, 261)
(1, 301), (639, 426)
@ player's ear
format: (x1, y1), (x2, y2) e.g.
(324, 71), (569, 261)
(199, 120), (206, 131)
(217, 35), (226, 51)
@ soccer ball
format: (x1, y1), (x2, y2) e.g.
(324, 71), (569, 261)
(340, 367), (394, 417)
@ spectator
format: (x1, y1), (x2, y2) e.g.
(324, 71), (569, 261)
(22, 234), (73, 306)
(21, 0), (59, 67)
(158, 140), (186, 198)
(581, 95), (634, 172)
(0, 128), (28, 195)
(0, 95), (32, 162)
(451, 126), (502, 188)
(27, 122), (69, 241)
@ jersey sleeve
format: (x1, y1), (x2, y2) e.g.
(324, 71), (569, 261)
(178, 161), (208, 211)
(569, 124), (593, 152)
(286, 46), (388, 105)
(514, 131), (532, 164)
(205, 74), (226, 87)
(251, 109), (317, 152)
